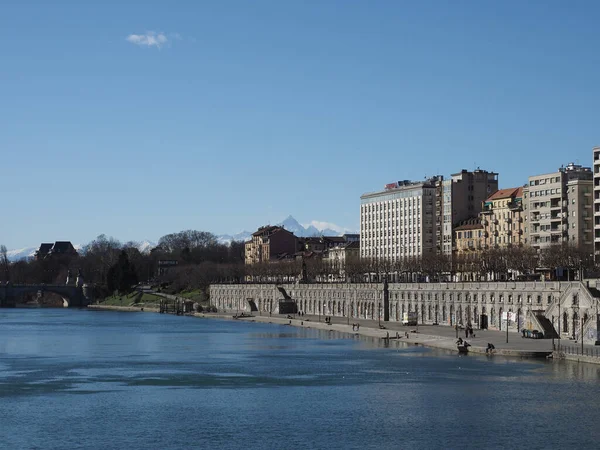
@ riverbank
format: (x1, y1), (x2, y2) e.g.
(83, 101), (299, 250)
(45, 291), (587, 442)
(193, 312), (555, 359)
(88, 304), (159, 313)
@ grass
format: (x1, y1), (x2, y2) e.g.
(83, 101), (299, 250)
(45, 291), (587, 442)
(100, 291), (162, 307)
(101, 292), (139, 306)
(178, 289), (206, 303)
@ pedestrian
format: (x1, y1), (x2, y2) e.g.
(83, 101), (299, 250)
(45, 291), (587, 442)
(465, 327), (469, 338)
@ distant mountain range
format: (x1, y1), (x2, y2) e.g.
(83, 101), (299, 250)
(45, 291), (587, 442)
(215, 215), (356, 244)
(6, 216), (355, 261)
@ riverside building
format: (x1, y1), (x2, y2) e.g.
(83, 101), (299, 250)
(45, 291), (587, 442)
(438, 169), (499, 255)
(360, 179), (437, 261)
(480, 187), (526, 249)
(594, 147), (600, 260)
(525, 163), (593, 252)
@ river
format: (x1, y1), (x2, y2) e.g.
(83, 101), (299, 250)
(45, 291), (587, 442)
(1, 309), (599, 449)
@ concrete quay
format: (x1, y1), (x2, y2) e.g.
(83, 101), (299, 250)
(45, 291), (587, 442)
(194, 311), (556, 359)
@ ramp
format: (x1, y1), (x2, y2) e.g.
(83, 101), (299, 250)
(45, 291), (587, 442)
(534, 314), (559, 339)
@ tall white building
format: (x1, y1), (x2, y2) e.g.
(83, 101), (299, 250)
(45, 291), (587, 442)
(360, 180), (437, 261)
(594, 147), (600, 259)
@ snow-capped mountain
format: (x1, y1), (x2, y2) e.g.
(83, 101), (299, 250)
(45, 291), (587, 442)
(6, 247), (38, 262)
(216, 231), (253, 245)
(216, 216), (356, 243)
(278, 215), (356, 237)
(136, 240), (156, 254)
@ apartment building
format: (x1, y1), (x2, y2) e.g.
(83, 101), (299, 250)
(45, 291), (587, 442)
(438, 169), (499, 255)
(525, 163), (593, 252)
(244, 226), (298, 264)
(480, 187), (525, 248)
(594, 147), (600, 259)
(360, 179), (437, 261)
(454, 218), (484, 254)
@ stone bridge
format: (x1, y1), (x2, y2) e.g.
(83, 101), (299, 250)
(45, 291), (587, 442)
(0, 284), (92, 308)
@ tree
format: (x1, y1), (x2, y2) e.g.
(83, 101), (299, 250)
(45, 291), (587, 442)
(0, 244), (9, 281)
(107, 250), (138, 294)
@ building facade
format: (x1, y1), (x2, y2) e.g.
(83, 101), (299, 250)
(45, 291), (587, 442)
(480, 187), (526, 249)
(244, 226), (298, 264)
(454, 218), (484, 254)
(594, 147), (600, 259)
(525, 163), (593, 252)
(360, 180), (437, 261)
(439, 170), (499, 255)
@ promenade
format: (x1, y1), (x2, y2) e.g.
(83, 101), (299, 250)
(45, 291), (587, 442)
(197, 311), (600, 362)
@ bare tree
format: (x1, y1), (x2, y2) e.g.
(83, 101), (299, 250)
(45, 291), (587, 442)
(0, 244), (9, 281)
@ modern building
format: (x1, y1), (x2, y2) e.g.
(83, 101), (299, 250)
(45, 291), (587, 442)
(438, 170), (499, 255)
(594, 147), (600, 259)
(480, 187), (526, 249)
(525, 163), (593, 252)
(244, 226), (298, 265)
(360, 179), (437, 261)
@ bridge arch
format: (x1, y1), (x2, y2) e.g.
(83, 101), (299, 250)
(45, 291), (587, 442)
(0, 285), (86, 308)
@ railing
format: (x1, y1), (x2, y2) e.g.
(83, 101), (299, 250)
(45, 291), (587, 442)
(558, 344), (600, 358)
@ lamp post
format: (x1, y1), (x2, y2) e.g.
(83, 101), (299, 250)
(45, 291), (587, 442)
(506, 311), (509, 344)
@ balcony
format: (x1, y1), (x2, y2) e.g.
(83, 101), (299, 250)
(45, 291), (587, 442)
(508, 201), (522, 211)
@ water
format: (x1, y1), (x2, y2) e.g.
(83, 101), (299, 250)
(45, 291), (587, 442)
(1, 310), (600, 450)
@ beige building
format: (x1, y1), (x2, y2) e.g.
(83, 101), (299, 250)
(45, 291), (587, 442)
(360, 179), (437, 261)
(244, 226), (298, 265)
(594, 147), (600, 259)
(525, 163), (593, 252)
(438, 169), (499, 255)
(453, 218), (484, 254)
(480, 187), (526, 249)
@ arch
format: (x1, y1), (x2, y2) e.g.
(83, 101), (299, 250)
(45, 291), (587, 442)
(442, 305), (447, 323)
(6, 285), (83, 307)
(499, 308), (504, 330)
(572, 311), (579, 339)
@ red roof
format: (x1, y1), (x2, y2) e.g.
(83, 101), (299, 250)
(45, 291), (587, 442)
(485, 187), (521, 202)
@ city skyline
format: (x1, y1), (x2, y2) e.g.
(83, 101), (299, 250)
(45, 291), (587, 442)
(2, 1), (599, 248)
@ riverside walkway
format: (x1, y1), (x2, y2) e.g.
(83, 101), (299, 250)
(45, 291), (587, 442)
(197, 311), (600, 361)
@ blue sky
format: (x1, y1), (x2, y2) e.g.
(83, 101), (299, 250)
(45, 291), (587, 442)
(1, 1), (599, 249)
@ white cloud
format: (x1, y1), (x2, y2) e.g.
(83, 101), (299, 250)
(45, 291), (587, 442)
(126, 31), (169, 49)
